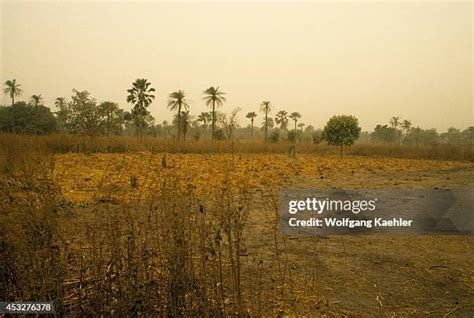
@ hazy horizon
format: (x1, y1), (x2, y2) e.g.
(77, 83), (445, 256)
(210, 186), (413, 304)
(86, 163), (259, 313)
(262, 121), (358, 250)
(1, 1), (472, 131)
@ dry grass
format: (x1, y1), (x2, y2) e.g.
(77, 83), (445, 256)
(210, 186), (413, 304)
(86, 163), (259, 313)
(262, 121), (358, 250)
(1, 142), (259, 315)
(350, 143), (474, 162)
(1, 133), (472, 161)
(1, 134), (473, 316)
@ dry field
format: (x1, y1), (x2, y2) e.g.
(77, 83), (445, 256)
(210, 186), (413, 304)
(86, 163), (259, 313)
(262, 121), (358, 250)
(53, 152), (472, 201)
(2, 149), (474, 316)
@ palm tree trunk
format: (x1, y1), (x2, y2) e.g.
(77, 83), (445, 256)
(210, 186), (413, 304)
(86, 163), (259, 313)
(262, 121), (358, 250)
(251, 120), (254, 140)
(212, 100), (216, 141)
(177, 105), (181, 141)
(11, 95), (14, 106)
(264, 112), (268, 142)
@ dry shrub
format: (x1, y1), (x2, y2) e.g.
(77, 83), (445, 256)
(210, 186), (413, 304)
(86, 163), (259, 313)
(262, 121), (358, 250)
(349, 143), (474, 161)
(1, 139), (263, 316)
(0, 140), (66, 310)
(55, 168), (256, 316)
(1, 133), (472, 161)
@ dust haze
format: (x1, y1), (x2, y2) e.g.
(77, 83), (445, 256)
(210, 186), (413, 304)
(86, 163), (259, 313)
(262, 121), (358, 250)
(1, 1), (472, 130)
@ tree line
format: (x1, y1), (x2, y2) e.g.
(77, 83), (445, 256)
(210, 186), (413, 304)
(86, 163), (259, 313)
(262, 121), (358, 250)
(2, 79), (472, 147)
(370, 116), (473, 146)
(1, 78), (310, 142)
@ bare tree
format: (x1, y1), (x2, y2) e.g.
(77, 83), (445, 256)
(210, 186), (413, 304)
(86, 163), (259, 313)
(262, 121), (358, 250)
(219, 107), (241, 141)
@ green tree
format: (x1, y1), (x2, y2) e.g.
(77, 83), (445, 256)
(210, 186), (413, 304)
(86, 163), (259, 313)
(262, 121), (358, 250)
(246, 112), (257, 140)
(167, 90), (190, 141)
(405, 127), (439, 145)
(67, 90), (100, 135)
(33, 105), (57, 134)
(312, 129), (323, 144)
(440, 127), (462, 144)
(98, 101), (123, 136)
(423, 128), (439, 144)
(323, 115), (361, 157)
(371, 124), (399, 143)
(260, 101), (272, 142)
(123, 111), (133, 127)
(269, 129), (280, 143)
(203, 86), (226, 141)
(0, 102), (56, 134)
(213, 128), (226, 141)
(461, 127), (474, 145)
(3, 79), (23, 106)
(0, 106), (12, 131)
(127, 79), (156, 139)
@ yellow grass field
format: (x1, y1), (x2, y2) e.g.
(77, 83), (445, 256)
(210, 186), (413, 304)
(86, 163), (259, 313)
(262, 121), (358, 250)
(54, 152), (472, 202)
(2, 149), (474, 316)
(57, 153), (473, 316)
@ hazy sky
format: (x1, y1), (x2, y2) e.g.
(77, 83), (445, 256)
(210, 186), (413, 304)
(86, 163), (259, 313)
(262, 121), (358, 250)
(1, 1), (472, 131)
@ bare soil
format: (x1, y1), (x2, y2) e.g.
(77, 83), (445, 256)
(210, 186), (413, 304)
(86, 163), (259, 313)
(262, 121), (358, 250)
(243, 167), (474, 317)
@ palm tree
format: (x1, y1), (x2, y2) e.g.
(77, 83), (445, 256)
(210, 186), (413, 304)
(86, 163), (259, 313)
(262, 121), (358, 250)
(246, 112), (257, 140)
(127, 78), (156, 139)
(3, 79), (23, 105)
(181, 111), (192, 141)
(289, 112), (302, 132)
(401, 119), (412, 144)
(173, 111), (192, 141)
(389, 116), (401, 129)
(167, 90), (190, 141)
(54, 97), (67, 109)
(401, 119), (412, 135)
(390, 116), (402, 144)
(54, 97), (69, 132)
(260, 101), (272, 142)
(197, 112), (212, 130)
(275, 110), (289, 130)
(29, 94), (43, 108)
(298, 122), (305, 131)
(203, 86), (226, 141)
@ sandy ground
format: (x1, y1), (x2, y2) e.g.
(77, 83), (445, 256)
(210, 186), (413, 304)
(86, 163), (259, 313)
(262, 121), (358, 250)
(243, 167), (474, 316)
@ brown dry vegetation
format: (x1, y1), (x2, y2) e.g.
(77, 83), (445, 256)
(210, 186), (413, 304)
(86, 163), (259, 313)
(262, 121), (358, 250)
(1, 134), (473, 316)
(1, 133), (473, 161)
